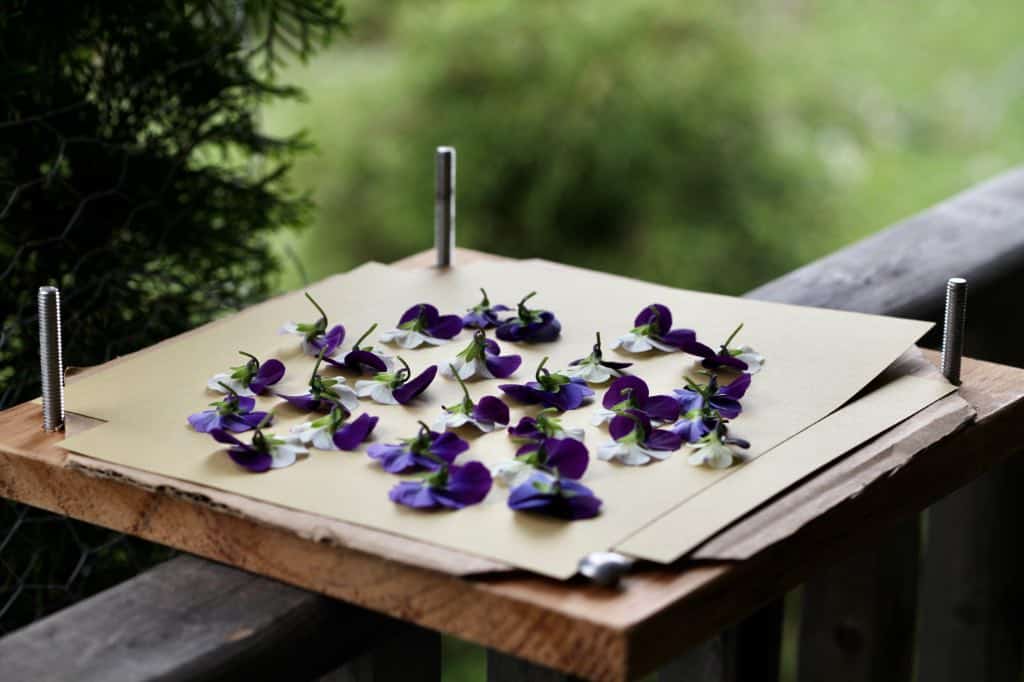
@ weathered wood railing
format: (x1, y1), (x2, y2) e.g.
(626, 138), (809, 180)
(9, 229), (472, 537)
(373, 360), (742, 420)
(3, 167), (1024, 680)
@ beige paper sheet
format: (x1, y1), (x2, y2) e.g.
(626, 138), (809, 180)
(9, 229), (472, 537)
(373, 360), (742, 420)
(60, 258), (937, 579)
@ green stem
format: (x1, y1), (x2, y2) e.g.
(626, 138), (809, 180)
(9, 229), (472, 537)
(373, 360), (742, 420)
(722, 322), (744, 349)
(309, 348), (326, 386)
(304, 292), (328, 324)
(479, 288), (490, 306)
(237, 350), (260, 368)
(593, 331), (603, 357)
(535, 356), (550, 382)
(216, 381), (239, 399)
(353, 323), (377, 349)
(450, 364), (472, 403)
(397, 356), (412, 382)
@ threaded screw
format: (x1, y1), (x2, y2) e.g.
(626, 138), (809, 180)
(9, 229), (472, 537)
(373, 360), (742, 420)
(38, 286), (65, 431)
(940, 277), (967, 386)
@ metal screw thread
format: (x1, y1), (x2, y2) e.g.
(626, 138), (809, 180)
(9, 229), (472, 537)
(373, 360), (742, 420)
(940, 277), (967, 386)
(434, 146), (455, 267)
(38, 286), (65, 431)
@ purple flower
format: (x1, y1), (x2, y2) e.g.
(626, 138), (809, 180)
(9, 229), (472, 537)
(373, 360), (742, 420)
(499, 357), (594, 412)
(441, 330), (522, 380)
(688, 421), (751, 469)
(281, 292), (345, 357)
(211, 419), (308, 473)
(355, 357), (437, 405)
(389, 461), (493, 510)
(672, 372), (751, 421)
(188, 389), (269, 434)
(324, 323), (393, 374)
(207, 352), (286, 397)
(276, 352), (359, 413)
(508, 408), (586, 450)
(290, 406), (379, 451)
(689, 323), (765, 375)
(597, 410), (683, 466)
(380, 303), (463, 349)
(495, 292), (561, 343)
(462, 288), (511, 330)
(434, 367), (511, 433)
(496, 437), (589, 487)
(367, 422), (470, 473)
(507, 471), (602, 520)
(610, 303), (696, 353)
(565, 332), (631, 384)
(592, 375), (679, 425)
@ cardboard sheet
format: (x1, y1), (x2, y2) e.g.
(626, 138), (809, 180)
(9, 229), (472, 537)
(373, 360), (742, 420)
(60, 258), (939, 579)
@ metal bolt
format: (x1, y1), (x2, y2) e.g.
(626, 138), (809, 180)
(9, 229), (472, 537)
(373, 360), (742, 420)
(578, 551), (634, 587)
(434, 146), (455, 267)
(38, 286), (65, 431)
(941, 277), (967, 386)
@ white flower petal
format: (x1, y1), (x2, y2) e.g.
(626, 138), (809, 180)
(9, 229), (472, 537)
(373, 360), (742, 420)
(471, 418), (497, 433)
(379, 329), (405, 343)
(328, 384), (360, 412)
(619, 445), (653, 466)
(596, 442), (625, 462)
(617, 333), (655, 353)
(687, 441), (735, 469)
(494, 461), (531, 487)
(369, 382), (399, 405)
(647, 337), (679, 353)
(562, 427), (586, 442)
(736, 346), (765, 374)
(207, 373), (254, 397)
(591, 407), (618, 426)
(269, 442), (307, 469)
(434, 411), (471, 431)
(311, 429), (338, 451)
(280, 322), (300, 335)
(354, 380), (378, 397)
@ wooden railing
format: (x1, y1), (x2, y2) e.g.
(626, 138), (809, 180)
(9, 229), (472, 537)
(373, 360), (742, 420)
(3, 167), (1024, 681)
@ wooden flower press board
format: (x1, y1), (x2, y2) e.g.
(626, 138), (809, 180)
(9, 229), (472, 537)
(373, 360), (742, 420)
(57, 258), (951, 579)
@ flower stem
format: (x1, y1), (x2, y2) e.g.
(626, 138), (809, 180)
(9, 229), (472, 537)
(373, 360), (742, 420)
(309, 348), (326, 385)
(396, 356), (412, 382)
(479, 288), (490, 306)
(450, 364), (472, 403)
(237, 350), (260, 368)
(353, 323), (377, 349)
(722, 322), (744, 349)
(593, 331), (603, 357)
(304, 292), (328, 324)
(216, 381), (239, 399)
(535, 356), (549, 382)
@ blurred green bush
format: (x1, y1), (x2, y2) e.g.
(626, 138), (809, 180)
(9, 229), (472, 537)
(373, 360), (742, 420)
(271, 0), (837, 294)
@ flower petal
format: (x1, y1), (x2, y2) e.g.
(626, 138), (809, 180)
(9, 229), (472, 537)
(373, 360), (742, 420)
(250, 359), (286, 394)
(545, 438), (589, 479)
(484, 353), (522, 379)
(473, 396), (510, 427)
(645, 428), (683, 452)
(430, 431), (470, 463)
(634, 304), (672, 335)
(188, 410), (221, 433)
(644, 395), (681, 422)
(602, 376), (649, 410)
(389, 481), (438, 508)
(434, 462), (493, 508)
(427, 314), (464, 340)
(228, 447), (273, 473)
(367, 443), (418, 473)
(333, 413), (379, 450)
(393, 365), (438, 404)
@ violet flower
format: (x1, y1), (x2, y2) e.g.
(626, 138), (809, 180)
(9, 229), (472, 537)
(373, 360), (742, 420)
(495, 436), (589, 487)
(508, 408), (585, 448)
(507, 471), (602, 520)
(212, 418), (308, 473)
(499, 357), (594, 412)
(289, 406), (379, 451)
(462, 288), (511, 330)
(367, 422), (470, 473)
(207, 351), (285, 397)
(592, 375), (680, 426)
(672, 372), (751, 421)
(355, 357), (437, 405)
(597, 410), (683, 466)
(433, 367), (510, 433)
(610, 303), (696, 353)
(276, 352), (359, 413)
(389, 461), (493, 510)
(564, 332), (631, 384)
(440, 330), (521, 381)
(324, 323), (394, 375)
(188, 384), (270, 434)
(689, 323), (765, 374)
(380, 303), (462, 349)
(495, 292), (561, 343)
(281, 292), (345, 357)
(687, 421), (751, 469)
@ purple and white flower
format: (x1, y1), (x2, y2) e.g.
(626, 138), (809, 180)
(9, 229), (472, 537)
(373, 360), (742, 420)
(672, 372), (751, 421)
(367, 422), (470, 473)
(207, 352), (285, 397)
(462, 288), (511, 330)
(289, 406), (379, 451)
(592, 375), (680, 426)
(281, 292), (345, 357)
(324, 323), (395, 375)
(507, 471), (602, 520)
(188, 386), (270, 434)
(389, 461), (493, 510)
(499, 357), (594, 412)
(610, 304), (697, 353)
(355, 357), (437, 405)
(494, 436), (589, 487)
(564, 332), (631, 384)
(276, 353), (359, 413)
(688, 323), (765, 374)
(380, 303), (462, 349)
(440, 330), (521, 381)
(597, 410), (683, 466)
(687, 422), (750, 469)
(508, 409), (585, 447)
(433, 367), (510, 433)
(211, 420), (308, 473)
(495, 292), (561, 343)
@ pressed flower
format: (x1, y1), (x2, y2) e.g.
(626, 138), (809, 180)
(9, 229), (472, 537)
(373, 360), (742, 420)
(281, 292), (345, 357)
(212, 418), (307, 473)
(507, 471), (602, 520)
(672, 372), (751, 421)
(355, 357), (437, 405)
(610, 303), (697, 353)
(366, 421), (469, 473)
(290, 406), (379, 451)
(499, 357), (594, 412)
(433, 366), (510, 433)
(689, 323), (765, 374)
(597, 410), (683, 466)
(389, 461), (493, 510)
(462, 288), (511, 330)
(564, 332), (632, 384)
(324, 323), (394, 374)
(440, 330), (522, 381)
(276, 352), (359, 413)
(380, 303), (462, 349)
(188, 384), (270, 434)
(495, 436), (589, 487)
(592, 375), (680, 426)
(687, 422), (750, 469)
(508, 408), (585, 449)
(495, 292), (561, 343)
(207, 351), (285, 397)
